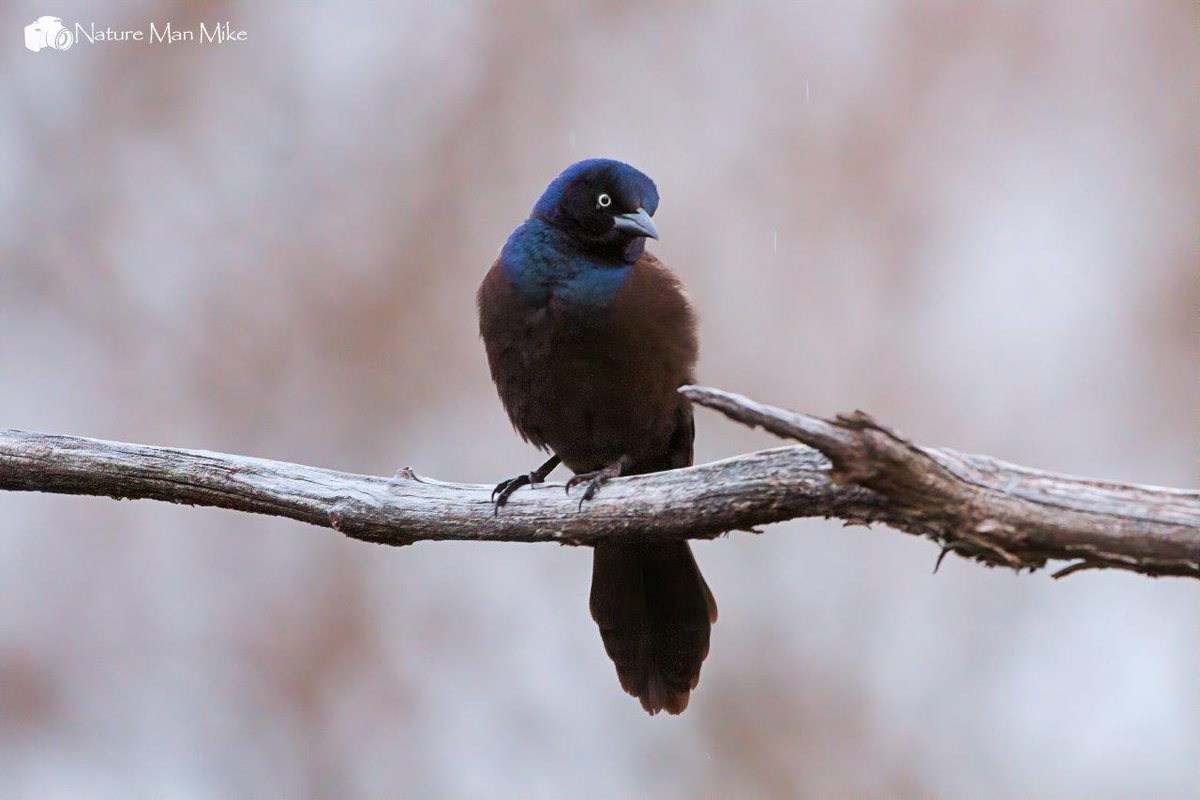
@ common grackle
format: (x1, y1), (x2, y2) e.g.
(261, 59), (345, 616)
(478, 159), (717, 715)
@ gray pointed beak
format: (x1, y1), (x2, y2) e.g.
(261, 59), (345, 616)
(612, 207), (659, 240)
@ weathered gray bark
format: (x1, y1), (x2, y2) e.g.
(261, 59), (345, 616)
(0, 386), (1196, 579)
(681, 387), (1199, 578)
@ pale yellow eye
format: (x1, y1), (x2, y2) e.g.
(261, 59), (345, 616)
(597, 193), (612, 208)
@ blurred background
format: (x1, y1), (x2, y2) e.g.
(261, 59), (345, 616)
(1, 1), (1196, 796)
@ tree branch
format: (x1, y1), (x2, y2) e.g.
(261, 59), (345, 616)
(680, 386), (1200, 578)
(0, 386), (1196, 579)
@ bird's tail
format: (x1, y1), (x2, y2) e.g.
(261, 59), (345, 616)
(590, 541), (717, 715)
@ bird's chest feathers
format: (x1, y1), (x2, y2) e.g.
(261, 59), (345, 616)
(500, 222), (631, 309)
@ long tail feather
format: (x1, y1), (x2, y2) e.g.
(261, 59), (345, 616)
(590, 541), (717, 715)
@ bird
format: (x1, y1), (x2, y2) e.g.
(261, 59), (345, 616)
(477, 158), (717, 715)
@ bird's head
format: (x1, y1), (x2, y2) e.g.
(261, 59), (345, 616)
(531, 159), (660, 260)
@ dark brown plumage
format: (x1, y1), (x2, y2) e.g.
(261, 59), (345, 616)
(477, 159), (717, 714)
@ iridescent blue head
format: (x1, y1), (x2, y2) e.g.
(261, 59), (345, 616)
(531, 158), (660, 262)
(500, 159), (661, 307)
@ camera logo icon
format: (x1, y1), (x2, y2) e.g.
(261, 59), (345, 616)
(24, 16), (74, 52)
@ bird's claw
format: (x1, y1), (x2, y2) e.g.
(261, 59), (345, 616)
(566, 477), (602, 511)
(490, 456), (562, 515)
(565, 464), (621, 511)
(492, 474), (531, 513)
(491, 474), (523, 502)
(492, 468), (554, 513)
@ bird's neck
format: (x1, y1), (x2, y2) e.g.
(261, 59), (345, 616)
(501, 219), (635, 308)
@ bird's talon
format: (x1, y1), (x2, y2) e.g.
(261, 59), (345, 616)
(492, 474), (532, 511)
(491, 456), (562, 513)
(566, 468), (618, 509)
(564, 472), (593, 495)
(574, 479), (603, 511)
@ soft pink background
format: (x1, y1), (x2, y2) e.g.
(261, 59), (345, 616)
(2, 1), (1196, 796)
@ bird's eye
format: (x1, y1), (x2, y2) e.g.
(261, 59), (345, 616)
(597, 193), (612, 208)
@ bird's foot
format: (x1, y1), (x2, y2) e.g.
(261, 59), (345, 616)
(491, 455), (561, 514)
(492, 473), (537, 510)
(565, 462), (623, 511)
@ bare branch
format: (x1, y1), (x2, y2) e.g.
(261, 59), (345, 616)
(1, 386), (1196, 579)
(0, 427), (880, 547)
(680, 386), (1200, 578)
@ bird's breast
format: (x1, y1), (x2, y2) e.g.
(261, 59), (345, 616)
(479, 253), (697, 472)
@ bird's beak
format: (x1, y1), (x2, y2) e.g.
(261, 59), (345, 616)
(612, 208), (659, 240)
